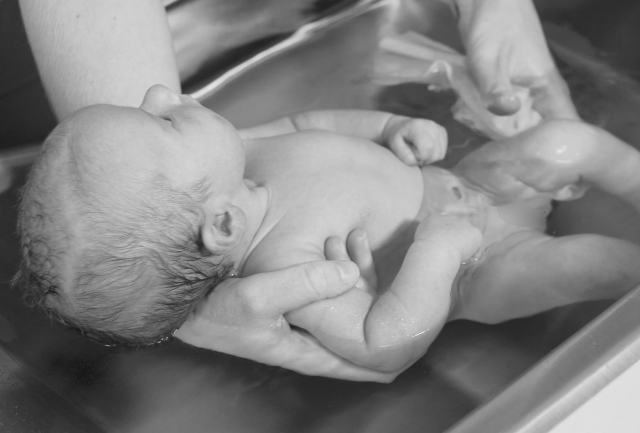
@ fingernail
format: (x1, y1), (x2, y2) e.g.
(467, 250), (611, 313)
(361, 231), (370, 249)
(496, 92), (519, 106)
(488, 92), (520, 115)
(337, 261), (359, 284)
(490, 83), (510, 96)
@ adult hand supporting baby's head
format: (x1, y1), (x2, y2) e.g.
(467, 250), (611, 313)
(175, 257), (397, 382)
(455, 0), (579, 120)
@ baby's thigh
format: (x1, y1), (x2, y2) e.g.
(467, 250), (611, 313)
(458, 225), (539, 290)
(452, 229), (548, 322)
(456, 228), (640, 323)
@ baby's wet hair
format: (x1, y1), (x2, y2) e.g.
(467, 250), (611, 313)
(14, 121), (229, 345)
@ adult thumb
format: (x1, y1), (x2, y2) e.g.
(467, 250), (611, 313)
(240, 260), (360, 317)
(470, 56), (521, 116)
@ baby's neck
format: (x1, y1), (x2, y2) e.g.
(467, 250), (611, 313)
(227, 180), (272, 274)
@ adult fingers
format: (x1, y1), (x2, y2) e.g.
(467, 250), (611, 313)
(273, 330), (399, 383)
(469, 55), (521, 116)
(345, 229), (378, 292)
(235, 260), (360, 318)
(324, 236), (350, 261)
(179, 310), (399, 382)
(531, 70), (580, 120)
(487, 91), (522, 116)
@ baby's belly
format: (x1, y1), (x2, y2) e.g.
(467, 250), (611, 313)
(416, 166), (476, 218)
(416, 166), (544, 245)
(374, 166), (545, 292)
(413, 166), (551, 295)
(373, 166), (484, 291)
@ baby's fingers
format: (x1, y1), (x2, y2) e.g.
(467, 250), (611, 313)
(414, 120), (448, 164)
(390, 136), (419, 166)
(396, 119), (448, 166)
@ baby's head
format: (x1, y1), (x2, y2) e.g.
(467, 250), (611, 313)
(14, 85), (253, 345)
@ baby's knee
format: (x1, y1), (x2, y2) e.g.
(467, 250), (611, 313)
(535, 120), (599, 166)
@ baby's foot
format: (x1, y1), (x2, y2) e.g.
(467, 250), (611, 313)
(453, 120), (594, 206)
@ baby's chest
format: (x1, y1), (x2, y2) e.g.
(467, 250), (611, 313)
(248, 132), (424, 251)
(243, 145), (422, 281)
(266, 174), (419, 258)
(245, 208), (419, 292)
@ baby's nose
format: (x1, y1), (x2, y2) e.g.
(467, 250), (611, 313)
(140, 84), (183, 114)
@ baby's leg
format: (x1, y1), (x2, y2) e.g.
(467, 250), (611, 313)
(454, 120), (640, 210)
(451, 230), (640, 324)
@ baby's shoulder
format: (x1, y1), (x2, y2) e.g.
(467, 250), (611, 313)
(242, 231), (325, 277)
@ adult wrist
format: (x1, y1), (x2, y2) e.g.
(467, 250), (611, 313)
(453, 0), (523, 32)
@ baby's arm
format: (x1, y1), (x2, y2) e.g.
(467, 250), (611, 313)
(239, 110), (447, 166)
(287, 214), (481, 373)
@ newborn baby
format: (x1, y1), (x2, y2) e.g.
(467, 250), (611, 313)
(16, 85), (640, 377)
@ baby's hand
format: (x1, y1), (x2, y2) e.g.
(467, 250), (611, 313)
(415, 213), (482, 263)
(383, 117), (448, 166)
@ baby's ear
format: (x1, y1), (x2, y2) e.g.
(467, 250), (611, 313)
(200, 205), (246, 255)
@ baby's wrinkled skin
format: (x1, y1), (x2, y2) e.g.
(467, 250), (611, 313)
(33, 85), (640, 380)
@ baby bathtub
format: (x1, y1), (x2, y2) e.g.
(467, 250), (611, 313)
(2, 0), (640, 431)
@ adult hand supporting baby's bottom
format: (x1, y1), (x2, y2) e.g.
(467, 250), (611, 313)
(175, 252), (398, 382)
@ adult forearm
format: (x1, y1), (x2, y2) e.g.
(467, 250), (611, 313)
(304, 239), (461, 373)
(20, 0), (180, 120)
(453, 0), (534, 36)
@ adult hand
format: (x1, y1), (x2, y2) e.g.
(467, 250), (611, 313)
(175, 238), (398, 382)
(454, 0), (579, 119)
